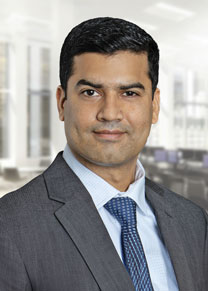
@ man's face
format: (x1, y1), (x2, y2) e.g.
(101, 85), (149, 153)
(57, 51), (160, 168)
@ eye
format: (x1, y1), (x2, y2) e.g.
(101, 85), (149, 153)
(82, 89), (99, 97)
(123, 91), (138, 97)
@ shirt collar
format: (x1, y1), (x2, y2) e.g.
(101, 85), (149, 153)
(63, 144), (150, 215)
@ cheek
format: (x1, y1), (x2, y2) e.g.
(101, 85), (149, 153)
(127, 105), (152, 131)
(65, 102), (94, 134)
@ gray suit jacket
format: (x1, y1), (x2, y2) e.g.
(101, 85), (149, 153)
(0, 152), (207, 291)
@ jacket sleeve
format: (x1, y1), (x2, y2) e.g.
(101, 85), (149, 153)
(0, 221), (32, 291)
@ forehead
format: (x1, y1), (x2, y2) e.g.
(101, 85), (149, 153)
(70, 51), (150, 85)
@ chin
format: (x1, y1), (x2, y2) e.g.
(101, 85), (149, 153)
(82, 153), (132, 168)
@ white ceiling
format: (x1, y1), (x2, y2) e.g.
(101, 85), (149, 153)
(0, 0), (208, 72)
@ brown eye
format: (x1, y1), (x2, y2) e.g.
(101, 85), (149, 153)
(123, 91), (138, 97)
(82, 90), (99, 97)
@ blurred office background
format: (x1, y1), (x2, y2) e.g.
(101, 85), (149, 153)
(0, 0), (208, 211)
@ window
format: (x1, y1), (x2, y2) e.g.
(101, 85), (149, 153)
(27, 45), (51, 157)
(0, 42), (9, 158)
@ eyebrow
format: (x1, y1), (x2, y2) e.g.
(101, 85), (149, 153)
(120, 83), (145, 91)
(75, 79), (145, 91)
(76, 79), (102, 89)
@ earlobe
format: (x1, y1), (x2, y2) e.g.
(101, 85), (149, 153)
(56, 85), (66, 121)
(152, 88), (160, 124)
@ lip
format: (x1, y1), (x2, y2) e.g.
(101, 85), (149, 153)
(93, 130), (125, 140)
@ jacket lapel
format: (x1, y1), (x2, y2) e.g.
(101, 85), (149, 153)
(43, 153), (134, 291)
(145, 178), (196, 291)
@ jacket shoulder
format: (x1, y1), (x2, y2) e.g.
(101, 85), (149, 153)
(0, 174), (50, 217)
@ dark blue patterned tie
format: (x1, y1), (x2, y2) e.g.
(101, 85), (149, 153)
(104, 197), (154, 291)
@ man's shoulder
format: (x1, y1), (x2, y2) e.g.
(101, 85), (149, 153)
(0, 174), (47, 216)
(0, 151), (80, 220)
(146, 177), (208, 226)
(0, 152), (65, 212)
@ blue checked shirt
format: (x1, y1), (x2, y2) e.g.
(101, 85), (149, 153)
(63, 144), (178, 291)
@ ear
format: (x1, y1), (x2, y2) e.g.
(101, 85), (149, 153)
(152, 88), (160, 124)
(56, 85), (66, 121)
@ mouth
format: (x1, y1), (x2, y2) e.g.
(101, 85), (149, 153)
(93, 130), (126, 140)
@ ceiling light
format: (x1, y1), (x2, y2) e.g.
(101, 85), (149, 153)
(157, 3), (193, 17)
(145, 2), (194, 21)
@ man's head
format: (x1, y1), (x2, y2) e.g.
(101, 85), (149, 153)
(60, 17), (159, 97)
(57, 17), (160, 171)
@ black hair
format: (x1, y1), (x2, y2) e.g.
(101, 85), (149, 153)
(60, 17), (159, 96)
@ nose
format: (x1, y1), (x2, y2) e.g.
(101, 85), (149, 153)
(96, 92), (123, 122)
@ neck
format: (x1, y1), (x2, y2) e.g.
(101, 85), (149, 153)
(73, 153), (138, 192)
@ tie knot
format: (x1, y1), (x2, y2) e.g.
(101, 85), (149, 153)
(104, 197), (137, 228)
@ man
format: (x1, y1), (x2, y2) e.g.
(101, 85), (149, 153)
(0, 17), (207, 291)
